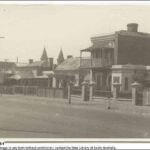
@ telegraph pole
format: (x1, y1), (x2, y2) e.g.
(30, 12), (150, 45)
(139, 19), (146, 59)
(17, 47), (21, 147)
(4, 58), (8, 83)
(0, 36), (5, 95)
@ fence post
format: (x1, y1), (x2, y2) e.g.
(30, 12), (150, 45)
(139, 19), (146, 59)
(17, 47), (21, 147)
(36, 86), (38, 96)
(12, 86), (15, 95)
(68, 81), (74, 104)
(0, 86), (2, 96)
(82, 81), (88, 101)
(131, 82), (141, 105)
(54, 88), (56, 99)
(45, 87), (47, 97)
(4, 86), (6, 95)
(112, 82), (121, 100)
(89, 81), (96, 101)
(23, 86), (25, 95)
(68, 84), (71, 104)
(24, 86), (27, 96)
(143, 88), (150, 106)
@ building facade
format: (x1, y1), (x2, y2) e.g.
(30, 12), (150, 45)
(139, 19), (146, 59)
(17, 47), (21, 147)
(54, 56), (90, 88)
(80, 23), (150, 91)
(6, 49), (54, 87)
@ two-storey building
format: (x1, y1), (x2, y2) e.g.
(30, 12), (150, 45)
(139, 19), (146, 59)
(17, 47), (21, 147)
(80, 23), (150, 91)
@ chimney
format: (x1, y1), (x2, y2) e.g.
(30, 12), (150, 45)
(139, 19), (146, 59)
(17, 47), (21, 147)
(49, 57), (53, 69)
(29, 59), (33, 64)
(127, 23), (138, 32)
(67, 55), (73, 59)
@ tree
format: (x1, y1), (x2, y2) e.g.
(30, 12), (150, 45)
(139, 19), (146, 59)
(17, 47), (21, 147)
(57, 48), (64, 65)
(41, 47), (48, 61)
(132, 70), (148, 87)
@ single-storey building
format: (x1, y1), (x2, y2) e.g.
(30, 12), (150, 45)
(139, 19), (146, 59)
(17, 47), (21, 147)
(111, 64), (150, 93)
(54, 56), (90, 88)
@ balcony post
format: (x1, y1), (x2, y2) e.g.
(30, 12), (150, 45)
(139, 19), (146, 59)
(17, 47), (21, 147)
(112, 82), (121, 100)
(89, 80), (96, 101)
(91, 51), (92, 68)
(80, 51), (82, 67)
(89, 69), (93, 101)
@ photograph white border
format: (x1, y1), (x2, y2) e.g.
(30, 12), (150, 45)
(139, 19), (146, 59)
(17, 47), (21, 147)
(0, 1), (149, 146)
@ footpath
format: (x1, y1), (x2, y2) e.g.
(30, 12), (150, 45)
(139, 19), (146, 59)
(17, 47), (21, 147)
(1, 94), (150, 117)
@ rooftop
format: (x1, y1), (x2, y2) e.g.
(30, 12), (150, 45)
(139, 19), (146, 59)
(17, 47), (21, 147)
(91, 23), (150, 41)
(56, 57), (80, 71)
(16, 61), (44, 68)
(56, 57), (91, 71)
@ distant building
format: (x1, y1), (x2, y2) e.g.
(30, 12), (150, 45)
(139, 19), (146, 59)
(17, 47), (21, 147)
(7, 48), (54, 87)
(0, 61), (16, 84)
(80, 23), (150, 91)
(111, 64), (147, 93)
(54, 56), (90, 88)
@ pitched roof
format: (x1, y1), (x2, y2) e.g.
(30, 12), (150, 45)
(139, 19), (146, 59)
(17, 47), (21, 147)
(0, 61), (16, 68)
(8, 70), (51, 80)
(16, 61), (44, 68)
(55, 57), (90, 71)
(17, 71), (35, 79)
(8, 70), (34, 80)
(27, 61), (44, 67)
(16, 62), (28, 67)
(56, 57), (80, 71)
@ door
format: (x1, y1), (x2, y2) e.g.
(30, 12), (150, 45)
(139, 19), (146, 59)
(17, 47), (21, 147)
(96, 73), (103, 90)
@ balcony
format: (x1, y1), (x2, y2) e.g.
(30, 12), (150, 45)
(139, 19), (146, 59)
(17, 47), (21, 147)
(80, 58), (113, 68)
(80, 58), (91, 69)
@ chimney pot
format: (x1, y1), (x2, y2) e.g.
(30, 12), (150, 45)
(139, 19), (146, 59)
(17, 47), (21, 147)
(29, 59), (33, 64)
(67, 55), (73, 59)
(49, 57), (53, 69)
(127, 23), (138, 32)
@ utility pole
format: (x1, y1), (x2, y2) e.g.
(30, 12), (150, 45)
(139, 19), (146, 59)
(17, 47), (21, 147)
(0, 36), (5, 95)
(3, 58), (8, 83)
(1, 58), (8, 96)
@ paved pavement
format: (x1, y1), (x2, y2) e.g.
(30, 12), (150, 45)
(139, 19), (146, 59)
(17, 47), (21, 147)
(0, 95), (150, 138)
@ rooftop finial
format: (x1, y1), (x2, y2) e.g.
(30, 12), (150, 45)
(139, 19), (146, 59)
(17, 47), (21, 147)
(57, 47), (64, 65)
(41, 46), (48, 61)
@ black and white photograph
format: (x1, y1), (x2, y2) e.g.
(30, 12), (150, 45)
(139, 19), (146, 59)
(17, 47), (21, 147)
(0, 1), (150, 142)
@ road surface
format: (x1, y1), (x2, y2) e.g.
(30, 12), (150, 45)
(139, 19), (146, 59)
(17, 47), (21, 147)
(0, 95), (149, 138)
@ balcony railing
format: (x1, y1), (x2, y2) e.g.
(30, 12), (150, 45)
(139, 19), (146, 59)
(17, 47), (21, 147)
(80, 58), (113, 68)
(80, 58), (91, 68)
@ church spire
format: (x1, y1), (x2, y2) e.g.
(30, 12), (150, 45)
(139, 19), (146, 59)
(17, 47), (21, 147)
(57, 48), (64, 65)
(41, 46), (48, 61)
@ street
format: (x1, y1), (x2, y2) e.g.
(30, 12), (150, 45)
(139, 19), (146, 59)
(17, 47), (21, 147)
(0, 95), (150, 138)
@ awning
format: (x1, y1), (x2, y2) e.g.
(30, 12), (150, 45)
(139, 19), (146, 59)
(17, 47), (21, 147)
(43, 71), (55, 77)
(5, 70), (13, 74)
(81, 46), (114, 52)
(34, 75), (48, 79)
(8, 74), (21, 80)
(81, 46), (94, 52)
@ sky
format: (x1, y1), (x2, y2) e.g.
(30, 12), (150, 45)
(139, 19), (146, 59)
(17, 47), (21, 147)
(0, 3), (150, 63)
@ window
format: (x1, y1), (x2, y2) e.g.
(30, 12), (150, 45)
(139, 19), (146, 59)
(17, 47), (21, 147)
(113, 76), (120, 83)
(124, 77), (129, 91)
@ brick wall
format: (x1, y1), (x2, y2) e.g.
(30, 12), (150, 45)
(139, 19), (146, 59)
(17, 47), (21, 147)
(117, 34), (150, 65)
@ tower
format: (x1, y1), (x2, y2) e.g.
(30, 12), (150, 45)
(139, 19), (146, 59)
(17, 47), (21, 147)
(41, 47), (48, 62)
(57, 48), (64, 65)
